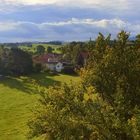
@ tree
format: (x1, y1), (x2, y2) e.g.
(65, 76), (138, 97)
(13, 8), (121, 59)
(82, 31), (140, 103)
(117, 31), (130, 46)
(33, 63), (42, 73)
(36, 45), (45, 54)
(10, 48), (33, 75)
(81, 31), (140, 139)
(29, 31), (140, 140)
(62, 42), (87, 66)
(0, 47), (11, 74)
(47, 46), (53, 53)
(135, 34), (140, 46)
(28, 83), (119, 140)
(93, 33), (111, 63)
(0, 48), (33, 75)
(29, 83), (140, 140)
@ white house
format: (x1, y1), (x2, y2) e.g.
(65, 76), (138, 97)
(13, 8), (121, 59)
(56, 62), (64, 72)
(46, 62), (64, 72)
(46, 62), (56, 71)
(33, 53), (64, 72)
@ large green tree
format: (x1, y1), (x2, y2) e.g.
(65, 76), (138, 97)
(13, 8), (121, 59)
(62, 42), (88, 66)
(0, 46), (12, 74)
(36, 45), (45, 54)
(135, 34), (140, 46)
(29, 31), (140, 140)
(47, 46), (53, 53)
(81, 31), (140, 139)
(0, 47), (33, 75)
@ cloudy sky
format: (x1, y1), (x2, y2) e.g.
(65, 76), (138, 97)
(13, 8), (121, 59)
(0, 0), (140, 42)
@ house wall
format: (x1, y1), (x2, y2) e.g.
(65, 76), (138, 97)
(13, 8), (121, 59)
(46, 63), (56, 71)
(56, 62), (63, 72)
(43, 62), (63, 72)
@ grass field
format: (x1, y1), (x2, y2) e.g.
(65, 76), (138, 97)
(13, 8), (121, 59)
(0, 73), (80, 140)
(19, 44), (63, 54)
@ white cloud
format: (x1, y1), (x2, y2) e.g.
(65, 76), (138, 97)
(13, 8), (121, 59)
(0, 18), (139, 42)
(39, 18), (127, 29)
(0, 18), (127, 31)
(0, 21), (37, 31)
(0, 22), (17, 31)
(0, 0), (139, 42)
(0, 0), (139, 10)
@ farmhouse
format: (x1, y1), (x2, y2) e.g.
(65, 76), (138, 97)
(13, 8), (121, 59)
(33, 53), (64, 72)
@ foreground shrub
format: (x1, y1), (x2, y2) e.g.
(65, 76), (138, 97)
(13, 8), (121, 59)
(28, 83), (140, 140)
(29, 31), (140, 140)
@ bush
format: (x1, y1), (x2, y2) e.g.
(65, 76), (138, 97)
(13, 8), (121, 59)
(29, 83), (140, 140)
(62, 65), (75, 74)
(33, 63), (42, 73)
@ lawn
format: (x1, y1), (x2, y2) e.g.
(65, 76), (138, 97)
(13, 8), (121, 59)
(0, 73), (80, 140)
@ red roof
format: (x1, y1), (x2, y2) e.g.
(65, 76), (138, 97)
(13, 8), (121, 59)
(33, 53), (62, 64)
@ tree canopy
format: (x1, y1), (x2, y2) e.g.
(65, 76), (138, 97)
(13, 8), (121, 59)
(29, 31), (140, 140)
(36, 45), (45, 54)
(47, 46), (53, 53)
(0, 47), (33, 75)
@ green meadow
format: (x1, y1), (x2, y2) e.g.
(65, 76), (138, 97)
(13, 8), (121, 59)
(19, 44), (63, 54)
(0, 73), (80, 140)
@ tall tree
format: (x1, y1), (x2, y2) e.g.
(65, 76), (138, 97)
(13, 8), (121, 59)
(29, 31), (140, 140)
(135, 34), (140, 46)
(47, 46), (53, 53)
(81, 31), (140, 139)
(36, 45), (45, 54)
(0, 48), (33, 75)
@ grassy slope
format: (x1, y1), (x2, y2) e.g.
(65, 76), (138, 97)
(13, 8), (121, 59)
(0, 73), (80, 140)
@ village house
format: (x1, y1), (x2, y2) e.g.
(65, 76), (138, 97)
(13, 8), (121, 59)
(33, 53), (64, 72)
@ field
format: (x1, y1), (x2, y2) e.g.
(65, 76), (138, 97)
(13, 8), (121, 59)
(0, 73), (80, 140)
(19, 44), (63, 54)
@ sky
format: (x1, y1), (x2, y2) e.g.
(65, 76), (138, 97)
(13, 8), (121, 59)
(0, 0), (140, 42)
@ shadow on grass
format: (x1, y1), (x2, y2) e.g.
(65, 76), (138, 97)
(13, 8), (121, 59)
(61, 72), (79, 77)
(29, 73), (61, 87)
(0, 73), (60, 94)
